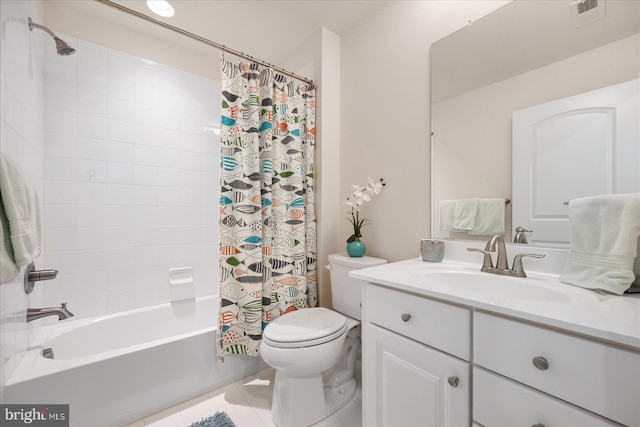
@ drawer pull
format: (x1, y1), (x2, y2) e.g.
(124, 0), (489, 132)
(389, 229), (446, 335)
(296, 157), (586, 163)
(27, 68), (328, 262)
(447, 376), (459, 387)
(400, 313), (411, 322)
(532, 356), (549, 370)
(532, 424), (545, 427)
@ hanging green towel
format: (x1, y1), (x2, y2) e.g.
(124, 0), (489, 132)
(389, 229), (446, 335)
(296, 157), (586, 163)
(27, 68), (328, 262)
(0, 154), (42, 269)
(0, 194), (20, 284)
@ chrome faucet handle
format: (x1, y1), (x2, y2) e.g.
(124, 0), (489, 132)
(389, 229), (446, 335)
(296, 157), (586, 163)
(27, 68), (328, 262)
(467, 248), (493, 271)
(512, 253), (546, 277)
(513, 226), (532, 244)
(60, 302), (74, 317)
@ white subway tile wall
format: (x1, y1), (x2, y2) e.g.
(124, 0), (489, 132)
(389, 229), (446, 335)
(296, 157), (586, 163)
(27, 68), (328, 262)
(42, 36), (222, 321)
(0, 0), (46, 402)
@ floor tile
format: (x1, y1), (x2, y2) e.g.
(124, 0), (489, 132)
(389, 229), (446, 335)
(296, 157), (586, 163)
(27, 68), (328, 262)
(312, 414), (346, 427)
(126, 366), (361, 427)
(143, 405), (185, 427)
(335, 387), (362, 427)
(178, 393), (217, 426)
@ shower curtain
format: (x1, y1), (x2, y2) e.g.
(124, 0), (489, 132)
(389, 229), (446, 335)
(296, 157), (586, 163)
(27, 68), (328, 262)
(218, 58), (317, 357)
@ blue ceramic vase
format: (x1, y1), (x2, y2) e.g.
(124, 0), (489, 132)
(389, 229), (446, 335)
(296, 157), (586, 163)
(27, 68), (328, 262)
(346, 239), (366, 257)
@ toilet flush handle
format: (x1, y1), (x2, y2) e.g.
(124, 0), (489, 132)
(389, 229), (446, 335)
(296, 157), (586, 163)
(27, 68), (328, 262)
(325, 264), (332, 270)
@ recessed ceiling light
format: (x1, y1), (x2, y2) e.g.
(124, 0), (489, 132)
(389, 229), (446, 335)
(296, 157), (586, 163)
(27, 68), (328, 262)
(146, 0), (175, 18)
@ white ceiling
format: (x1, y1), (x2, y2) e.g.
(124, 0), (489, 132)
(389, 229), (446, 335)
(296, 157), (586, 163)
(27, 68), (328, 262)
(48, 0), (387, 73)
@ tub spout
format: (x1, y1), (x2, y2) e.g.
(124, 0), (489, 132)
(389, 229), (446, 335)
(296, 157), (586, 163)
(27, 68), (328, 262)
(27, 303), (74, 322)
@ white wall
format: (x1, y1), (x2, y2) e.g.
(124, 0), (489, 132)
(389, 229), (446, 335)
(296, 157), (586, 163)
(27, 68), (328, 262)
(0, 0), (46, 402)
(340, 1), (509, 263)
(41, 34), (221, 319)
(278, 27), (342, 307)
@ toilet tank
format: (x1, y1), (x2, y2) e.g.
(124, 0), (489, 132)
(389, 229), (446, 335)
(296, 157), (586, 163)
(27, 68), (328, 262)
(328, 253), (387, 320)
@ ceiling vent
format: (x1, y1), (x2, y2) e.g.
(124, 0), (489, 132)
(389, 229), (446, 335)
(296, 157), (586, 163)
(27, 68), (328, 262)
(570, 0), (606, 27)
(577, 0), (598, 14)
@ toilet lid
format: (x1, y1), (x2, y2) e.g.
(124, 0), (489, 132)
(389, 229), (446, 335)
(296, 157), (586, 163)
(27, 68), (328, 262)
(263, 307), (348, 348)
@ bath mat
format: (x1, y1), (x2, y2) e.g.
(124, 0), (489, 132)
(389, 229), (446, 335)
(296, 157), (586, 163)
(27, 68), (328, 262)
(189, 411), (236, 427)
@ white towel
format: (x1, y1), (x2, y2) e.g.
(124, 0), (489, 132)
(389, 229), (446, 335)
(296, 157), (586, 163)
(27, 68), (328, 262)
(0, 154), (42, 267)
(439, 200), (457, 231)
(468, 199), (505, 235)
(560, 193), (640, 295)
(453, 198), (478, 231)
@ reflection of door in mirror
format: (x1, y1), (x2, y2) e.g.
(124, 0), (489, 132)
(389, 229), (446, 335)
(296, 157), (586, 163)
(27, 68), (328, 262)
(513, 79), (640, 247)
(430, 0), (639, 247)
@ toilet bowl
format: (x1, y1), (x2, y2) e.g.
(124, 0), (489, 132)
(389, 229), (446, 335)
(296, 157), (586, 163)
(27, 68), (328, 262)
(260, 253), (387, 427)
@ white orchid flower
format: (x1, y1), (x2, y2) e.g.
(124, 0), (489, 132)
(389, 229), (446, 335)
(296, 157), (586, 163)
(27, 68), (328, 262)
(354, 190), (371, 202)
(368, 177), (384, 194)
(344, 177), (385, 243)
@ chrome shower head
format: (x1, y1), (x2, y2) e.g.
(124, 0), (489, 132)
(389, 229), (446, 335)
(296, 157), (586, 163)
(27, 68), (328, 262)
(53, 37), (76, 56)
(28, 17), (76, 56)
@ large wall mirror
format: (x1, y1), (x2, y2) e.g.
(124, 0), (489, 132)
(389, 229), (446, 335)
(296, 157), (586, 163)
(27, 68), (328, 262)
(430, 0), (640, 247)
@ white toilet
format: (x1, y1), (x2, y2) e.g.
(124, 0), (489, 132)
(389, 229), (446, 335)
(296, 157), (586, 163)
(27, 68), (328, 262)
(260, 253), (387, 427)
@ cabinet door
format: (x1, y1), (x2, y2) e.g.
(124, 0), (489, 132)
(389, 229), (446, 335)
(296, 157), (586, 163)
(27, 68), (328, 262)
(363, 323), (470, 427)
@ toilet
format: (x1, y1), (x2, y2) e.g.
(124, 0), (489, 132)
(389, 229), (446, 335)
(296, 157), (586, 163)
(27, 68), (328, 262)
(260, 253), (387, 427)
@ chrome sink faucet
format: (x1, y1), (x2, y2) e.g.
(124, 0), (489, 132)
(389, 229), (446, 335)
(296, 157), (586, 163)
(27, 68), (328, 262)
(468, 235), (545, 278)
(27, 303), (74, 322)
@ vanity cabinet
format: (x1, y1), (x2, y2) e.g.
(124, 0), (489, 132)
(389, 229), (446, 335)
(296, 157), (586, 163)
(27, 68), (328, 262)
(474, 312), (638, 426)
(363, 284), (471, 427)
(362, 283), (639, 427)
(473, 367), (618, 427)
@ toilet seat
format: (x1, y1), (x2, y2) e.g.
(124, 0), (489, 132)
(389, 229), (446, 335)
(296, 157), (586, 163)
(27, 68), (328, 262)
(263, 307), (348, 348)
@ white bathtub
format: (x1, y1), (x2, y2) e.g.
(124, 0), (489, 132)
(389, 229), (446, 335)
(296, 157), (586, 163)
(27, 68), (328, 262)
(4, 296), (265, 427)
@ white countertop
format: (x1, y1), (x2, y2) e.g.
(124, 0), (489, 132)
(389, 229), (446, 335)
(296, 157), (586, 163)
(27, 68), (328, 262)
(351, 257), (640, 350)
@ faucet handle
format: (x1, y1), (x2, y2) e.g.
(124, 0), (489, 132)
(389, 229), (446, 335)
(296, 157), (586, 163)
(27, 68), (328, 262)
(467, 248), (493, 271)
(512, 253), (545, 277)
(60, 302), (74, 318)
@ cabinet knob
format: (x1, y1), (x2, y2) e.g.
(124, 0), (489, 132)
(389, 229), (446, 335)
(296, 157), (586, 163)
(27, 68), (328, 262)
(400, 313), (411, 322)
(532, 356), (549, 370)
(532, 424), (545, 427)
(447, 376), (459, 387)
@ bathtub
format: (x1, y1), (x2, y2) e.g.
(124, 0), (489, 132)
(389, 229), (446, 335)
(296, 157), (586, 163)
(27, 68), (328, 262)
(4, 296), (265, 427)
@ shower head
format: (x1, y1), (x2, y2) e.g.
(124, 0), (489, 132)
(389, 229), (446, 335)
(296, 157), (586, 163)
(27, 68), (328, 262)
(53, 37), (76, 56)
(28, 17), (76, 56)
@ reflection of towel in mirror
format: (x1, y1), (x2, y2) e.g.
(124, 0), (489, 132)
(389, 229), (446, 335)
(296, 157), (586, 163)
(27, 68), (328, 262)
(439, 200), (457, 231)
(0, 154), (42, 269)
(453, 198), (478, 230)
(560, 193), (640, 295)
(468, 199), (505, 235)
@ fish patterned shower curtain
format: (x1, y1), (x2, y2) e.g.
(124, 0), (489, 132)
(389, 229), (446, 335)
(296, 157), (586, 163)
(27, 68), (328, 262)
(218, 58), (317, 357)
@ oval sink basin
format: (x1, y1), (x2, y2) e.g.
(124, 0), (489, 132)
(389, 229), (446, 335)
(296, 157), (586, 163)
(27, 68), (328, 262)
(420, 271), (571, 303)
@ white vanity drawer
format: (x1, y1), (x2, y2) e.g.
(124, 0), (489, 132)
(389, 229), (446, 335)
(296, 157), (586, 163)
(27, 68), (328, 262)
(364, 284), (470, 360)
(474, 312), (640, 426)
(473, 367), (619, 427)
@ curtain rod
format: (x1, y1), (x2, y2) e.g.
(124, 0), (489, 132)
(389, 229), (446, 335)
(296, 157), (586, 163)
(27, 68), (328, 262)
(93, 0), (314, 85)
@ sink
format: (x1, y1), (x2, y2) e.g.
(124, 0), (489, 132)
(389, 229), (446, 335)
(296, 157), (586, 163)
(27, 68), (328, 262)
(418, 270), (571, 303)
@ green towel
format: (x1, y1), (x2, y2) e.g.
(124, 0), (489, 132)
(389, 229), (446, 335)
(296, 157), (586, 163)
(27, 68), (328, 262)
(0, 195), (20, 284)
(0, 154), (42, 268)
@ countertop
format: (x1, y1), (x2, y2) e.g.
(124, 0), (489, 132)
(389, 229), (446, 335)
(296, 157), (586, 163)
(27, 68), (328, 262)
(351, 258), (640, 350)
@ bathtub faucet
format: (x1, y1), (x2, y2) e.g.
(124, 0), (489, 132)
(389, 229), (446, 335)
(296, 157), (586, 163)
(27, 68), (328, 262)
(27, 303), (74, 322)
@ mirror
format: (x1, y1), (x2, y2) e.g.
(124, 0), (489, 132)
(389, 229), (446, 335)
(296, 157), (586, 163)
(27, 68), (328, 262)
(430, 0), (640, 247)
